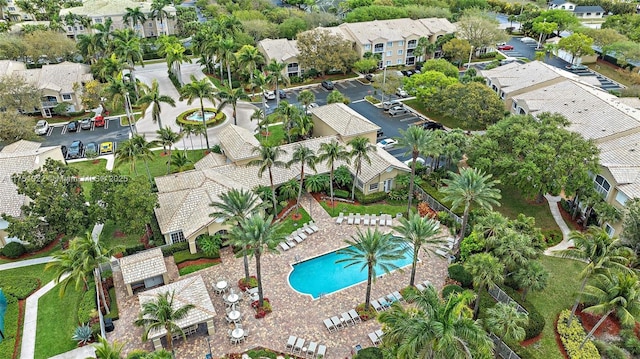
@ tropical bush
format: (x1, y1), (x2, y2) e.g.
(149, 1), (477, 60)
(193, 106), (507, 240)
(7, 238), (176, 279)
(448, 263), (473, 288)
(77, 287), (98, 324)
(459, 231), (485, 261)
(176, 108), (225, 127)
(238, 276), (258, 291)
(126, 349), (150, 359)
(621, 329), (640, 355)
(442, 284), (464, 298)
(333, 189), (350, 199)
(354, 190), (388, 204)
(355, 302), (378, 321)
(355, 347), (384, 359)
(556, 309), (600, 359)
(2, 241), (25, 258)
(0, 276), (39, 299)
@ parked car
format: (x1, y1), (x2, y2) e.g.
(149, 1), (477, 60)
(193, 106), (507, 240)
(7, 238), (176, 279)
(566, 64), (588, 71)
(34, 120), (49, 135)
(382, 100), (402, 111)
(376, 129), (384, 138)
(396, 88), (408, 97)
(99, 141), (114, 155)
(423, 121), (445, 131)
(376, 138), (398, 150)
(403, 157), (426, 167)
(497, 44), (514, 50)
(263, 90), (276, 100)
(365, 73), (374, 82)
(278, 90), (287, 99)
(305, 102), (319, 114)
(93, 115), (105, 127)
(80, 118), (92, 130)
(67, 140), (83, 159)
(67, 120), (79, 132)
(85, 142), (98, 156)
(389, 105), (410, 116)
(520, 37), (537, 43)
(321, 80), (334, 90)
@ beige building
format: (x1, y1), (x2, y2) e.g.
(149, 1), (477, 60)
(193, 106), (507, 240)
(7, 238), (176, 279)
(59, 0), (177, 39)
(1, 0), (37, 22)
(309, 102), (380, 143)
(0, 140), (65, 247)
(120, 248), (168, 296)
(257, 38), (302, 78)
(0, 60), (93, 117)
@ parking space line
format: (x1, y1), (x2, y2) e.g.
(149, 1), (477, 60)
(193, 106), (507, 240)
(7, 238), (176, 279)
(45, 127), (53, 136)
(400, 116), (418, 122)
(336, 83), (347, 89)
(61, 126), (67, 135)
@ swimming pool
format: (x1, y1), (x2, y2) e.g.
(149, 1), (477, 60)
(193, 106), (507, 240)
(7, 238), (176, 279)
(288, 245), (413, 299)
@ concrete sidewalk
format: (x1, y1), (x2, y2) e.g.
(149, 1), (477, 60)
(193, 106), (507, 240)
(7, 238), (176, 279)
(0, 256), (54, 271)
(544, 194), (574, 256)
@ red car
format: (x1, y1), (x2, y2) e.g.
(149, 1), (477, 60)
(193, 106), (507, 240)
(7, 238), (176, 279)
(497, 44), (514, 50)
(93, 115), (105, 127)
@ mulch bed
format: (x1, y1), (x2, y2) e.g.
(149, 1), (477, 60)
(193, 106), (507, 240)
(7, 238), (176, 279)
(311, 191), (361, 208)
(520, 333), (542, 347)
(176, 258), (221, 270)
(276, 199), (299, 220)
(0, 233), (63, 261)
(557, 203), (584, 231)
(577, 308), (621, 337)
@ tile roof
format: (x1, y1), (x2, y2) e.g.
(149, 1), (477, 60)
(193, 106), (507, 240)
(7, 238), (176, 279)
(1, 140), (42, 153)
(598, 131), (640, 198)
(573, 5), (604, 12)
(310, 103), (380, 138)
(218, 125), (260, 162)
(138, 275), (216, 339)
(0, 60), (26, 76)
(258, 38), (299, 62)
(13, 62), (92, 94)
(193, 152), (228, 170)
(60, 0), (176, 17)
(119, 248), (167, 284)
(479, 61), (575, 95)
(337, 18), (455, 44)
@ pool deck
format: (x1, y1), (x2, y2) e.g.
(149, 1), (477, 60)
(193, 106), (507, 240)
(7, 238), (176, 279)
(108, 194), (449, 358)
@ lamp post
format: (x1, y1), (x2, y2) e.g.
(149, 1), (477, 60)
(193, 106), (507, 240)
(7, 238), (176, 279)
(124, 92), (136, 135)
(537, 18), (546, 50)
(466, 45), (474, 70)
(380, 65), (387, 104)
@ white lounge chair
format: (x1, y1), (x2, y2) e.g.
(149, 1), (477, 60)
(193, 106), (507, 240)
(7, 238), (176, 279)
(348, 309), (362, 323)
(423, 280), (432, 288)
(341, 312), (354, 326)
(331, 315), (343, 330)
(435, 248), (448, 257)
(370, 214), (377, 226)
(363, 214), (370, 226)
(377, 297), (390, 310)
(286, 238), (297, 248)
(279, 242), (290, 251)
(392, 291), (405, 302)
(371, 299), (383, 312)
(286, 335), (297, 352)
(347, 213), (355, 225)
(316, 345), (327, 359)
(336, 212), (344, 225)
(294, 338), (305, 354)
(368, 332), (380, 345)
(378, 214), (386, 226)
(292, 233), (304, 243)
(309, 221), (319, 232)
(386, 214), (393, 226)
(296, 230), (307, 240)
(354, 213), (361, 225)
(387, 293), (398, 304)
(303, 224), (314, 234)
(375, 329), (384, 339)
(306, 341), (317, 358)
(323, 318), (336, 333)
(416, 283), (426, 292)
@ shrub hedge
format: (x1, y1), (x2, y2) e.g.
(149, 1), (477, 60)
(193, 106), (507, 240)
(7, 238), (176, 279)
(448, 264), (473, 288)
(2, 241), (25, 258)
(124, 244), (147, 256)
(161, 242), (190, 257)
(556, 309), (600, 359)
(441, 284), (464, 299)
(176, 108), (225, 127)
(77, 287), (97, 325)
(355, 347), (384, 359)
(354, 190), (388, 204)
(173, 249), (219, 264)
(0, 276), (39, 299)
(334, 189), (350, 199)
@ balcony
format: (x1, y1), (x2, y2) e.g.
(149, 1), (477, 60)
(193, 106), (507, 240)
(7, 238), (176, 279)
(41, 100), (58, 108)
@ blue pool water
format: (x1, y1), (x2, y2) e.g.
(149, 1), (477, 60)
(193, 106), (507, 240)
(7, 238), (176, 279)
(288, 245), (413, 299)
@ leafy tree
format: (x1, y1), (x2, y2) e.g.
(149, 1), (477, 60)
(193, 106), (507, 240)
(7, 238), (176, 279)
(486, 302), (529, 343)
(344, 5), (407, 22)
(403, 70), (458, 102)
(278, 17), (308, 39)
(296, 29), (358, 76)
(379, 287), (494, 358)
(179, 75), (217, 151)
(534, 9), (580, 36)
(248, 145), (287, 215)
(0, 74), (42, 112)
(532, 21), (558, 48)
(210, 188), (263, 281)
(622, 199), (640, 257)
(393, 211), (443, 286)
(137, 79), (176, 130)
(0, 112), (37, 143)
(602, 14), (640, 42)
(111, 176), (159, 236)
(433, 82), (504, 128)
(372, 71), (403, 102)
(464, 253), (505, 318)
(601, 41), (640, 67)
(421, 59), (460, 78)
(22, 30), (76, 64)
(353, 58), (378, 74)
(513, 260), (549, 301)
(287, 144), (317, 214)
(134, 291), (195, 352)
(442, 38), (472, 66)
(440, 167), (501, 247)
(318, 140), (351, 206)
(397, 126), (434, 213)
(227, 214), (285, 307)
(558, 33), (595, 65)
(456, 10), (510, 50)
(336, 228), (406, 310)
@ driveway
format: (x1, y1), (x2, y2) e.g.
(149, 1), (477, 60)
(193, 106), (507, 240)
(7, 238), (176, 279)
(40, 117), (130, 149)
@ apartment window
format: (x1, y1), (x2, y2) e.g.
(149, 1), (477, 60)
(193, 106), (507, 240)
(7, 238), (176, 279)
(605, 223), (615, 237)
(408, 40), (417, 48)
(8, 6), (15, 11)
(397, 59), (402, 64)
(67, 26), (72, 31)
(79, 26), (84, 30)
(170, 231), (186, 244)
(386, 60), (391, 66)
(387, 41), (393, 48)
(397, 40), (404, 46)
(62, 94), (72, 101)
(386, 51), (392, 56)
(500, 91), (505, 99)
(357, 179), (363, 189)
(374, 43), (384, 53)
(369, 183), (379, 191)
(398, 49), (403, 55)
(364, 44), (371, 50)
(615, 191), (629, 206)
(594, 175), (611, 198)
(94, 18), (102, 23)
(586, 12), (591, 15)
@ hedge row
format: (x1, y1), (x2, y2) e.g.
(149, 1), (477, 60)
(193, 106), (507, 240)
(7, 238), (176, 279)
(333, 189), (350, 199)
(0, 276), (39, 299)
(0, 293), (18, 359)
(354, 190), (388, 204)
(161, 242), (190, 257)
(557, 309), (600, 359)
(173, 249), (219, 265)
(77, 287), (98, 325)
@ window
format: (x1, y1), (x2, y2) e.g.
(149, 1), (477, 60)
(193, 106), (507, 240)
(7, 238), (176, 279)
(386, 60), (391, 66)
(616, 191), (629, 206)
(374, 43), (384, 53)
(8, 6), (15, 11)
(369, 183), (379, 191)
(398, 49), (403, 55)
(500, 91), (505, 99)
(364, 44), (371, 50)
(594, 175), (611, 198)
(170, 231), (186, 244)
(67, 26), (72, 31)
(357, 179), (363, 189)
(386, 51), (392, 56)
(397, 59), (402, 64)
(605, 223), (615, 237)
(62, 94), (72, 101)
(387, 42), (393, 48)
(397, 40), (404, 46)
(408, 39), (417, 48)
(79, 26), (84, 30)
(94, 18), (102, 23)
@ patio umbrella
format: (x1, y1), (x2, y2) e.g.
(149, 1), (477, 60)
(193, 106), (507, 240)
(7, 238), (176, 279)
(0, 289), (6, 343)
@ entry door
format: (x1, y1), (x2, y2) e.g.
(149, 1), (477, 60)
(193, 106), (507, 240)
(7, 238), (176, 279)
(144, 275), (164, 288)
(383, 179), (393, 192)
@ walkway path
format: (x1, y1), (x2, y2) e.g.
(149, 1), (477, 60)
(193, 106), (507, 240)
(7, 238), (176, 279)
(544, 194), (573, 255)
(0, 256), (54, 271)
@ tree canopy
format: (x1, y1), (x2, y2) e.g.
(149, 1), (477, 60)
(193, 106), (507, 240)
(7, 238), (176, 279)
(430, 81), (504, 128)
(456, 10), (509, 49)
(296, 29), (358, 76)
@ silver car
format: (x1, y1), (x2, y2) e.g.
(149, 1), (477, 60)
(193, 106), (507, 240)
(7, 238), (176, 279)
(34, 120), (49, 135)
(389, 105), (410, 116)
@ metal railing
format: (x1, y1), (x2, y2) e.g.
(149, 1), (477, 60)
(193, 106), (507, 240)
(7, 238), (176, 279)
(490, 333), (522, 359)
(413, 186), (462, 224)
(488, 285), (528, 315)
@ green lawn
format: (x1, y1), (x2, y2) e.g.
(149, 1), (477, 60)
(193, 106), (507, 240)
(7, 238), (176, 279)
(68, 159), (108, 177)
(35, 284), (84, 358)
(100, 220), (143, 250)
(0, 243), (62, 265)
(587, 62), (633, 88)
(105, 287), (119, 320)
(115, 149), (207, 179)
(404, 99), (486, 131)
(278, 207), (312, 235)
(318, 199), (410, 218)
(257, 123), (286, 147)
(494, 184), (558, 231)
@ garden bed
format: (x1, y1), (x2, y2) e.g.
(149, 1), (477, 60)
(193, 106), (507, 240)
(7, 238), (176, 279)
(176, 108), (225, 127)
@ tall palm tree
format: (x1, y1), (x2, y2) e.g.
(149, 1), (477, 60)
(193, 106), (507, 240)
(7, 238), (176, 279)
(248, 145), (287, 215)
(440, 167), (502, 251)
(297, 90), (315, 113)
(318, 140), (351, 207)
(137, 79), (176, 130)
(236, 44), (264, 84)
(266, 59), (289, 107)
(150, 0), (172, 36)
(92, 335), (124, 359)
(336, 228), (406, 310)
(287, 145), (318, 214)
(486, 302), (529, 343)
(579, 271), (640, 348)
(513, 260), (549, 301)
(134, 291), (195, 352)
(91, 17), (113, 59)
(123, 7), (147, 36)
(397, 126), (433, 214)
(251, 70), (269, 125)
(348, 136), (375, 201)
(289, 111), (314, 140)
(393, 211), (443, 287)
(103, 74), (136, 134)
(116, 135), (156, 182)
(156, 127), (182, 174)
(464, 252), (505, 319)
(218, 36), (236, 89)
(217, 84), (249, 126)
(210, 188), (263, 281)
(113, 29), (144, 95)
(179, 75), (217, 151)
(227, 214), (285, 307)
(114, 138), (139, 175)
(379, 288), (494, 358)
(170, 150), (193, 173)
(559, 226), (631, 326)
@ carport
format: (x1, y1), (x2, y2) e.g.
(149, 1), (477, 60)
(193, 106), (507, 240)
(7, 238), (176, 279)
(120, 248), (168, 296)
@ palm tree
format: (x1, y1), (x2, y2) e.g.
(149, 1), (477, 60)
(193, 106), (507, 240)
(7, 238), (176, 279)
(179, 75), (217, 151)
(440, 167), (502, 251)
(336, 228), (406, 310)
(579, 271), (640, 348)
(91, 17), (113, 59)
(289, 111), (314, 140)
(318, 140), (351, 207)
(217, 84), (249, 126)
(123, 7), (147, 36)
(513, 260), (549, 301)
(170, 150), (193, 173)
(266, 59), (289, 107)
(77, 34), (100, 64)
(210, 188), (263, 280)
(348, 136), (375, 201)
(287, 145), (317, 214)
(248, 145), (287, 215)
(486, 302), (529, 343)
(378, 285), (494, 358)
(112, 29), (144, 95)
(218, 36), (236, 89)
(116, 135), (156, 182)
(181, 124), (197, 151)
(251, 70), (269, 125)
(137, 79), (176, 130)
(393, 211), (443, 287)
(464, 252), (505, 319)
(297, 90), (315, 113)
(559, 226), (631, 326)
(92, 335), (124, 359)
(103, 74), (136, 134)
(227, 214), (285, 307)
(236, 44), (264, 84)
(134, 291), (195, 352)
(397, 126), (433, 214)
(156, 127), (182, 174)
(150, 0), (172, 36)
(114, 138), (139, 175)
(96, 54), (125, 81)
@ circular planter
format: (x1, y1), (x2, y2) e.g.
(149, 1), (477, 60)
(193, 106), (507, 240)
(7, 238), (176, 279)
(176, 108), (226, 127)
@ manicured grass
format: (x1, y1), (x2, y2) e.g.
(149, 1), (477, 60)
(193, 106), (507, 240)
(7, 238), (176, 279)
(278, 207), (312, 235)
(179, 262), (218, 276)
(319, 199), (411, 218)
(115, 149), (207, 179)
(68, 159), (108, 177)
(404, 99), (486, 131)
(105, 287), (119, 320)
(1, 263), (59, 283)
(35, 284), (84, 358)
(587, 62), (632, 87)
(517, 256), (585, 359)
(494, 184), (558, 231)
(100, 220), (143, 250)
(256, 123), (286, 147)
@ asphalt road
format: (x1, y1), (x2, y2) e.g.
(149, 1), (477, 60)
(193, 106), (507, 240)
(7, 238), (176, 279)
(40, 117), (130, 150)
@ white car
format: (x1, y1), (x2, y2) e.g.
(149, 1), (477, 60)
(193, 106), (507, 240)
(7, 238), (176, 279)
(305, 102), (319, 114)
(34, 120), (49, 135)
(263, 90), (276, 100)
(382, 100), (402, 111)
(389, 105), (410, 116)
(376, 138), (398, 150)
(403, 157), (426, 167)
(396, 88), (408, 97)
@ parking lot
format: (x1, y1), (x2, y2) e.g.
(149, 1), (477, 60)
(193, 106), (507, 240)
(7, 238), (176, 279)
(41, 117), (130, 158)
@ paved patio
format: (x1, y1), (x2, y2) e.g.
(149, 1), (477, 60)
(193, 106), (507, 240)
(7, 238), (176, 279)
(108, 194), (449, 359)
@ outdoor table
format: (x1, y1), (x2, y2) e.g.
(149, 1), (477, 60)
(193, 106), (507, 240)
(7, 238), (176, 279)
(228, 310), (241, 321)
(227, 293), (239, 304)
(232, 328), (244, 339)
(216, 281), (228, 290)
